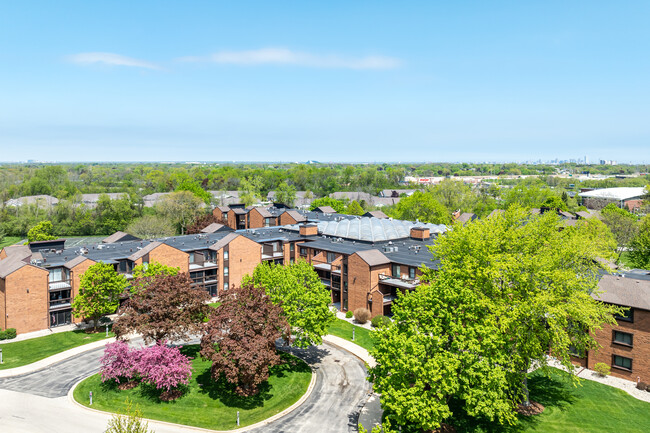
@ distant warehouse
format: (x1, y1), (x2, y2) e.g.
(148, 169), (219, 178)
(579, 187), (647, 211)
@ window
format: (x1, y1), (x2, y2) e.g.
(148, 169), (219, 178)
(392, 264), (401, 278)
(223, 250), (229, 261)
(265, 217), (271, 227)
(612, 355), (632, 371)
(290, 258), (295, 264)
(223, 213), (228, 221)
(290, 243), (295, 252)
(224, 266), (229, 277)
(273, 242), (279, 252)
(343, 264), (348, 275)
(300, 247), (307, 256)
(223, 282), (229, 291)
(615, 307), (634, 322)
(189, 253), (195, 264)
(327, 252), (336, 263)
(48, 268), (64, 282)
(568, 344), (584, 358)
(409, 267), (416, 279)
(613, 331), (633, 346)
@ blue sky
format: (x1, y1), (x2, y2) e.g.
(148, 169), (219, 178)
(1, 1), (649, 163)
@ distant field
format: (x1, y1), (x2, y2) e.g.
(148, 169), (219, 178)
(0, 236), (22, 249)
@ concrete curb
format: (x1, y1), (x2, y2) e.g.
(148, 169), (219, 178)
(0, 337), (116, 378)
(67, 355), (318, 433)
(323, 334), (376, 367)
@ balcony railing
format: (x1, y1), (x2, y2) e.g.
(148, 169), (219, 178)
(49, 280), (72, 290)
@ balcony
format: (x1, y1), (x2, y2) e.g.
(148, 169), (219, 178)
(189, 260), (217, 270)
(49, 298), (72, 310)
(49, 280), (72, 290)
(378, 273), (419, 290)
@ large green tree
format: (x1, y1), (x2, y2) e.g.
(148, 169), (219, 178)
(309, 197), (346, 213)
(600, 203), (639, 262)
(72, 262), (129, 331)
(157, 191), (204, 234)
(27, 220), (57, 242)
(244, 261), (335, 348)
(388, 191), (450, 224)
(629, 215), (650, 269)
(369, 208), (621, 431)
(274, 181), (297, 207)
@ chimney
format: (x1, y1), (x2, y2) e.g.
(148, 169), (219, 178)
(300, 223), (318, 236)
(410, 227), (430, 240)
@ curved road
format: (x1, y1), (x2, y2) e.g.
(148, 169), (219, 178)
(0, 342), (370, 433)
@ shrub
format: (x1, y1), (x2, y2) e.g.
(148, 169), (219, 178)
(0, 330), (5, 340)
(353, 308), (371, 324)
(4, 328), (16, 339)
(105, 399), (153, 433)
(138, 341), (192, 393)
(594, 362), (611, 377)
(100, 341), (142, 384)
(345, 310), (354, 319)
(636, 381), (648, 391)
(371, 315), (392, 328)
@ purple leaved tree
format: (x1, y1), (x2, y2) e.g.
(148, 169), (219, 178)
(138, 341), (193, 396)
(100, 341), (141, 384)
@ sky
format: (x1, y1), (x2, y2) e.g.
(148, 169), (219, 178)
(1, 1), (650, 163)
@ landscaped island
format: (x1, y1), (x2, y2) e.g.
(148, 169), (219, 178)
(73, 345), (312, 430)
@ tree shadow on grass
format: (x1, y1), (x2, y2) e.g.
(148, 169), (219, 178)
(195, 351), (310, 410)
(447, 371), (578, 433)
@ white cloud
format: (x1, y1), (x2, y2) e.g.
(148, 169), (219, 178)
(177, 48), (400, 70)
(67, 52), (161, 70)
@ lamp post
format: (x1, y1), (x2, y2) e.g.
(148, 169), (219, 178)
(237, 411), (240, 426)
(0, 347), (3, 364)
(352, 328), (355, 341)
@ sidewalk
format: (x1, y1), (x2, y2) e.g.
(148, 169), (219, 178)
(0, 337), (116, 378)
(323, 334), (376, 367)
(334, 311), (375, 330)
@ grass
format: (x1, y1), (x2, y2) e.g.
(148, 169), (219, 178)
(327, 318), (375, 351)
(208, 302), (221, 308)
(0, 328), (113, 370)
(439, 368), (650, 433)
(73, 345), (312, 430)
(0, 236), (22, 249)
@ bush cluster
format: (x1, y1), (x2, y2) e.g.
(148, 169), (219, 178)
(345, 310), (354, 319)
(100, 341), (192, 397)
(636, 381), (650, 392)
(0, 328), (17, 340)
(594, 362), (611, 377)
(353, 308), (371, 324)
(371, 315), (392, 328)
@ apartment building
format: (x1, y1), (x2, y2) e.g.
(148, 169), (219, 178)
(570, 271), (650, 383)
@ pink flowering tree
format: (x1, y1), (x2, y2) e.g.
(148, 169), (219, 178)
(138, 341), (193, 393)
(100, 340), (141, 384)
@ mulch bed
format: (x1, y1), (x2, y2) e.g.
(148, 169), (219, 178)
(516, 401), (545, 416)
(117, 381), (139, 390)
(160, 389), (184, 401)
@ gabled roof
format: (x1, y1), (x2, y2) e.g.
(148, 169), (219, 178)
(0, 254), (46, 278)
(209, 233), (241, 251)
(364, 211), (388, 219)
(64, 255), (95, 269)
(456, 212), (477, 223)
(283, 210), (307, 222)
(231, 207), (248, 215)
(558, 211), (575, 219)
(200, 223), (227, 233)
(487, 209), (505, 218)
(576, 211), (595, 219)
(102, 231), (140, 244)
(216, 206), (230, 212)
(593, 274), (650, 311)
(253, 207), (274, 218)
(128, 241), (162, 261)
(313, 206), (337, 214)
(1, 244), (31, 260)
(354, 249), (391, 267)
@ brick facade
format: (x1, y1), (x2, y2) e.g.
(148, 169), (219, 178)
(1, 265), (49, 333)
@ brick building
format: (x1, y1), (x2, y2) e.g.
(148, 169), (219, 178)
(571, 271), (650, 383)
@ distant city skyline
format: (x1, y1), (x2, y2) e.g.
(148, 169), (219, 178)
(2, 1), (650, 162)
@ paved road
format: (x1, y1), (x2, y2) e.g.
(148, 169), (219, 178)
(0, 342), (370, 433)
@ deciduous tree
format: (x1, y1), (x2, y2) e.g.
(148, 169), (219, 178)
(274, 181), (297, 207)
(138, 341), (193, 394)
(27, 220), (57, 242)
(72, 262), (129, 332)
(346, 200), (364, 216)
(245, 261), (335, 347)
(600, 203), (639, 262)
(126, 215), (176, 239)
(369, 207), (621, 431)
(113, 273), (210, 343)
(388, 191), (450, 224)
(200, 283), (290, 397)
(309, 197), (346, 213)
(157, 191), (204, 234)
(629, 215), (650, 269)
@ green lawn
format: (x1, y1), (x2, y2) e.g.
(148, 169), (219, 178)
(445, 368), (650, 433)
(0, 328), (113, 370)
(208, 302), (221, 308)
(0, 236), (22, 249)
(74, 345), (312, 430)
(327, 318), (375, 351)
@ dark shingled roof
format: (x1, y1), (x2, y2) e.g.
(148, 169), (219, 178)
(102, 231), (141, 244)
(364, 211), (389, 219)
(355, 249), (391, 267)
(313, 206), (337, 214)
(200, 223), (229, 234)
(593, 273), (650, 311)
(231, 207), (248, 215)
